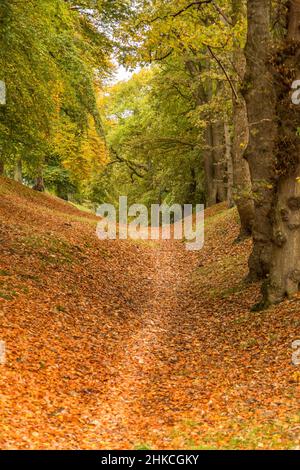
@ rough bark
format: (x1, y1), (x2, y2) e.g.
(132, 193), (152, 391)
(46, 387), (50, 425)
(0, 160), (4, 175)
(266, 0), (300, 304)
(231, 0), (255, 238)
(243, 0), (277, 280)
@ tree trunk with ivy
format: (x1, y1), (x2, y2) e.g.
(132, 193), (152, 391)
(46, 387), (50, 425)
(267, 0), (300, 304)
(243, 0), (277, 280)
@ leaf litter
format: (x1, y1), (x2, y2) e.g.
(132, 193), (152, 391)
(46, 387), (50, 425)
(0, 178), (299, 449)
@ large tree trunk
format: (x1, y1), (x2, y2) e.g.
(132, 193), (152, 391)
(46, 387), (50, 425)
(243, 0), (277, 280)
(267, 0), (300, 304)
(231, 0), (255, 239)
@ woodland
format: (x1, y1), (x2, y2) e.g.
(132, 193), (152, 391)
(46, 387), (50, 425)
(0, 0), (300, 451)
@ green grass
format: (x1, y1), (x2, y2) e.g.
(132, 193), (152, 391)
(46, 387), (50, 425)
(0, 290), (17, 301)
(0, 269), (10, 276)
(171, 414), (300, 450)
(18, 234), (75, 265)
(134, 443), (152, 450)
(69, 201), (95, 214)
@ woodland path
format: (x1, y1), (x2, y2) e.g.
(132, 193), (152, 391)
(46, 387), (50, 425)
(89, 239), (201, 449)
(0, 188), (299, 449)
(86, 214), (299, 450)
(72, 227), (299, 450)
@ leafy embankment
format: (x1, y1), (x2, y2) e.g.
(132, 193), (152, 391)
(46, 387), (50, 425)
(0, 177), (299, 449)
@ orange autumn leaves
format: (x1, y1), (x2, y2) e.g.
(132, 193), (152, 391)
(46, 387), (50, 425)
(0, 178), (299, 449)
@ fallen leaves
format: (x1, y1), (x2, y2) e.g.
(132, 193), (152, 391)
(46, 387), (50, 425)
(0, 178), (299, 449)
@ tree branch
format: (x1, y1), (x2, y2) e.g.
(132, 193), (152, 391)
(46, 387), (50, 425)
(211, 1), (232, 25)
(151, 1), (212, 23)
(206, 45), (238, 100)
(107, 148), (147, 178)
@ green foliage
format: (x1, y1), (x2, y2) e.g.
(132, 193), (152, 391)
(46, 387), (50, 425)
(0, 0), (246, 208)
(0, 0), (118, 202)
(101, 64), (204, 208)
(98, 0), (242, 208)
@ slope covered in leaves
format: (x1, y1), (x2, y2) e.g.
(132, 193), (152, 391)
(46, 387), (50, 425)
(0, 177), (299, 449)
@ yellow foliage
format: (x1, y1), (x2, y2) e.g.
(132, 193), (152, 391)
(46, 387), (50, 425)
(52, 115), (108, 188)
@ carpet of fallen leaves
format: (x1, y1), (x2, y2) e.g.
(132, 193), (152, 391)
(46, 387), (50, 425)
(0, 176), (299, 450)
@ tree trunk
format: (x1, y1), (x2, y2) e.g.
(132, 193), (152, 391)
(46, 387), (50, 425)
(185, 59), (228, 207)
(231, 0), (255, 239)
(232, 93), (255, 239)
(33, 173), (45, 192)
(203, 123), (216, 206)
(243, 0), (277, 280)
(14, 159), (22, 183)
(224, 121), (234, 208)
(266, 0), (300, 304)
(189, 166), (197, 204)
(56, 182), (69, 201)
(0, 160), (4, 176)
(212, 121), (227, 203)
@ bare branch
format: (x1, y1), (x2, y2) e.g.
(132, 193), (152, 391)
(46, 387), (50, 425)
(206, 45), (238, 100)
(211, 1), (232, 25)
(107, 148), (147, 178)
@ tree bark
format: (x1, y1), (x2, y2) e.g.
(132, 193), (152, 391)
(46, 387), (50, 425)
(56, 182), (69, 201)
(33, 172), (45, 192)
(243, 0), (277, 280)
(266, 0), (300, 304)
(14, 159), (22, 183)
(231, 0), (255, 239)
(185, 59), (228, 207)
(212, 120), (227, 203)
(224, 121), (234, 208)
(203, 123), (216, 206)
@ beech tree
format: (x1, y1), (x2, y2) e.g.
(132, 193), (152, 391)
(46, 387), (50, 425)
(243, 0), (300, 305)
(0, 0), (116, 202)
(231, 0), (254, 239)
(267, 0), (300, 304)
(243, 0), (277, 281)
